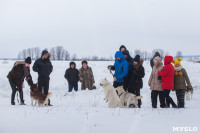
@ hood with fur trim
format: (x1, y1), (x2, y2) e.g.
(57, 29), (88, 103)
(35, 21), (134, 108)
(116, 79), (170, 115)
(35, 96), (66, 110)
(41, 50), (51, 60)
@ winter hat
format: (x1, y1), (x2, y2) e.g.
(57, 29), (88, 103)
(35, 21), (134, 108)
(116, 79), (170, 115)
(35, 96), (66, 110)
(70, 62), (76, 68)
(25, 57), (32, 64)
(119, 45), (127, 51)
(173, 57), (182, 66)
(82, 60), (88, 65)
(133, 55), (140, 63)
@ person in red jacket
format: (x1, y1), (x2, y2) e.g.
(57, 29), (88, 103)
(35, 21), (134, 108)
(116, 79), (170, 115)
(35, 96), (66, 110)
(158, 56), (178, 108)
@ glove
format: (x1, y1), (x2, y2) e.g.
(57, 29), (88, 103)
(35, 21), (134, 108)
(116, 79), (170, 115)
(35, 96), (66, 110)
(114, 77), (117, 81)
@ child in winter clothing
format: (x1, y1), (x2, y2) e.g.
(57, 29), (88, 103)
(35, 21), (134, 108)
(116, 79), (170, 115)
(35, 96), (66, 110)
(158, 56), (178, 108)
(148, 56), (165, 108)
(173, 57), (192, 108)
(7, 57), (34, 105)
(65, 62), (79, 92)
(128, 55), (145, 108)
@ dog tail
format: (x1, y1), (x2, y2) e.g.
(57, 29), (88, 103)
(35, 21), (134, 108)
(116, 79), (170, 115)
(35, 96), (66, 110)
(136, 96), (143, 100)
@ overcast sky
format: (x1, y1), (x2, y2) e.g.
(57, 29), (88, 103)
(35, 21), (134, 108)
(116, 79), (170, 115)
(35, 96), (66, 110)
(0, 0), (200, 58)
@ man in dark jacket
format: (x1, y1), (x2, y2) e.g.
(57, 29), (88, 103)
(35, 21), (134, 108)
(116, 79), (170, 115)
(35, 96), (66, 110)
(64, 62), (79, 92)
(150, 52), (161, 68)
(122, 50), (134, 91)
(33, 50), (53, 106)
(128, 55), (145, 108)
(7, 57), (34, 105)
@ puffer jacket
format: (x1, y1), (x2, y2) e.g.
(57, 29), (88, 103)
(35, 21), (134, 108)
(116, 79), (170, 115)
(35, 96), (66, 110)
(158, 56), (174, 90)
(113, 51), (129, 83)
(33, 50), (53, 79)
(148, 56), (164, 91)
(64, 62), (79, 84)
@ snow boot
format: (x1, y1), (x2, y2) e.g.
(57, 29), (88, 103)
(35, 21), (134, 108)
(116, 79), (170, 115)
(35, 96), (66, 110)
(48, 99), (53, 106)
(20, 100), (26, 105)
(168, 97), (178, 108)
(11, 102), (15, 105)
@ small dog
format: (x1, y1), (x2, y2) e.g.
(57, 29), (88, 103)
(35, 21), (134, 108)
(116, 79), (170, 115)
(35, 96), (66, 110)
(116, 86), (143, 108)
(30, 84), (52, 107)
(100, 78), (126, 108)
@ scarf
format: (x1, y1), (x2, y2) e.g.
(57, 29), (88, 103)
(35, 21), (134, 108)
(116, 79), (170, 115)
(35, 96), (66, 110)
(174, 66), (183, 76)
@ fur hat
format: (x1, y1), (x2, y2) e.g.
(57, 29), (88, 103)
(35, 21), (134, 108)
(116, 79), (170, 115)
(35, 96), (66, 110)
(173, 57), (182, 66)
(82, 60), (88, 65)
(133, 55), (140, 63)
(25, 57), (32, 64)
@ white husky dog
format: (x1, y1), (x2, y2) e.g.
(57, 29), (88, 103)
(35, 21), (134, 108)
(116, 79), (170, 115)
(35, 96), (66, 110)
(100, 78), (126, 108)
(116, 86), (143, 108)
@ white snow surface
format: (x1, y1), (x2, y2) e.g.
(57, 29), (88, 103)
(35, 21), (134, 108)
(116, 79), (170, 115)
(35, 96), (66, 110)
(0, 60), (200, 133)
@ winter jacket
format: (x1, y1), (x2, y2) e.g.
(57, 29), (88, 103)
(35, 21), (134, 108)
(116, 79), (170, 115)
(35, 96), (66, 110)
(157, 56), (174, 90)
(150, 52), (161, 68)
(128, 59), (145, 92)
(79, 66), (95, 90)
(174, 66), (192, 90)
(122, 50), (134, 89)
(33, 50), (53, 79)
(148, 56), (164, 91)
(64, 62), (79, 84)
(112, 51), (129, 83)
(7, 64), (34, 89)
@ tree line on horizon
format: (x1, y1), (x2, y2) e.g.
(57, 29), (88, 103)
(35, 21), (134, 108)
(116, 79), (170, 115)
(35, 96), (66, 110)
(17, 46), (183, 61)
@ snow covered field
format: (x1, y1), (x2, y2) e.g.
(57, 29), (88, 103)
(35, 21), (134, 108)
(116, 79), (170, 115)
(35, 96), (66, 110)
(0, 60), (200, 133)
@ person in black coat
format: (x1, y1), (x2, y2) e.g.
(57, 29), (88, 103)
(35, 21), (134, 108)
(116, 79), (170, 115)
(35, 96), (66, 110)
(128, 55), (145, 108)
(33, 50), (53, 106)
(64, 62), (79, 92)
(122, 50), (134, 91)
(150, 52), (160, 68)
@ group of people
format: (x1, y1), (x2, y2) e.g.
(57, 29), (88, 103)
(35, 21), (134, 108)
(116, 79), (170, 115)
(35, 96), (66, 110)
(7, 45), (192, 108)
(7, 50), (96, 106)
(108, 45), (192, 108)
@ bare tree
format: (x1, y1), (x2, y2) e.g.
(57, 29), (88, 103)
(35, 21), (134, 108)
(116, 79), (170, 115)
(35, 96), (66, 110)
(91, 55), (99, 61)
(50, 47), (56, 60)
(17, 52), (22, 60)
(71, 54), (77, 61)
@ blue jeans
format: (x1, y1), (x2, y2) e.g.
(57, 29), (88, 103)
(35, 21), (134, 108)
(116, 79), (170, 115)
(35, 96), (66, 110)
(68, 83), (78, 92)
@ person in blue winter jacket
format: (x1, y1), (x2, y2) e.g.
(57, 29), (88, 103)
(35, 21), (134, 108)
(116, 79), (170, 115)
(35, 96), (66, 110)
(108, 51), (129, 88)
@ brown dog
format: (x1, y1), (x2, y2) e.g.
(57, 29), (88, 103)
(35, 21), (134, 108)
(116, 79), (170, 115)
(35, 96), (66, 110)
(30, 84), (52, 107)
